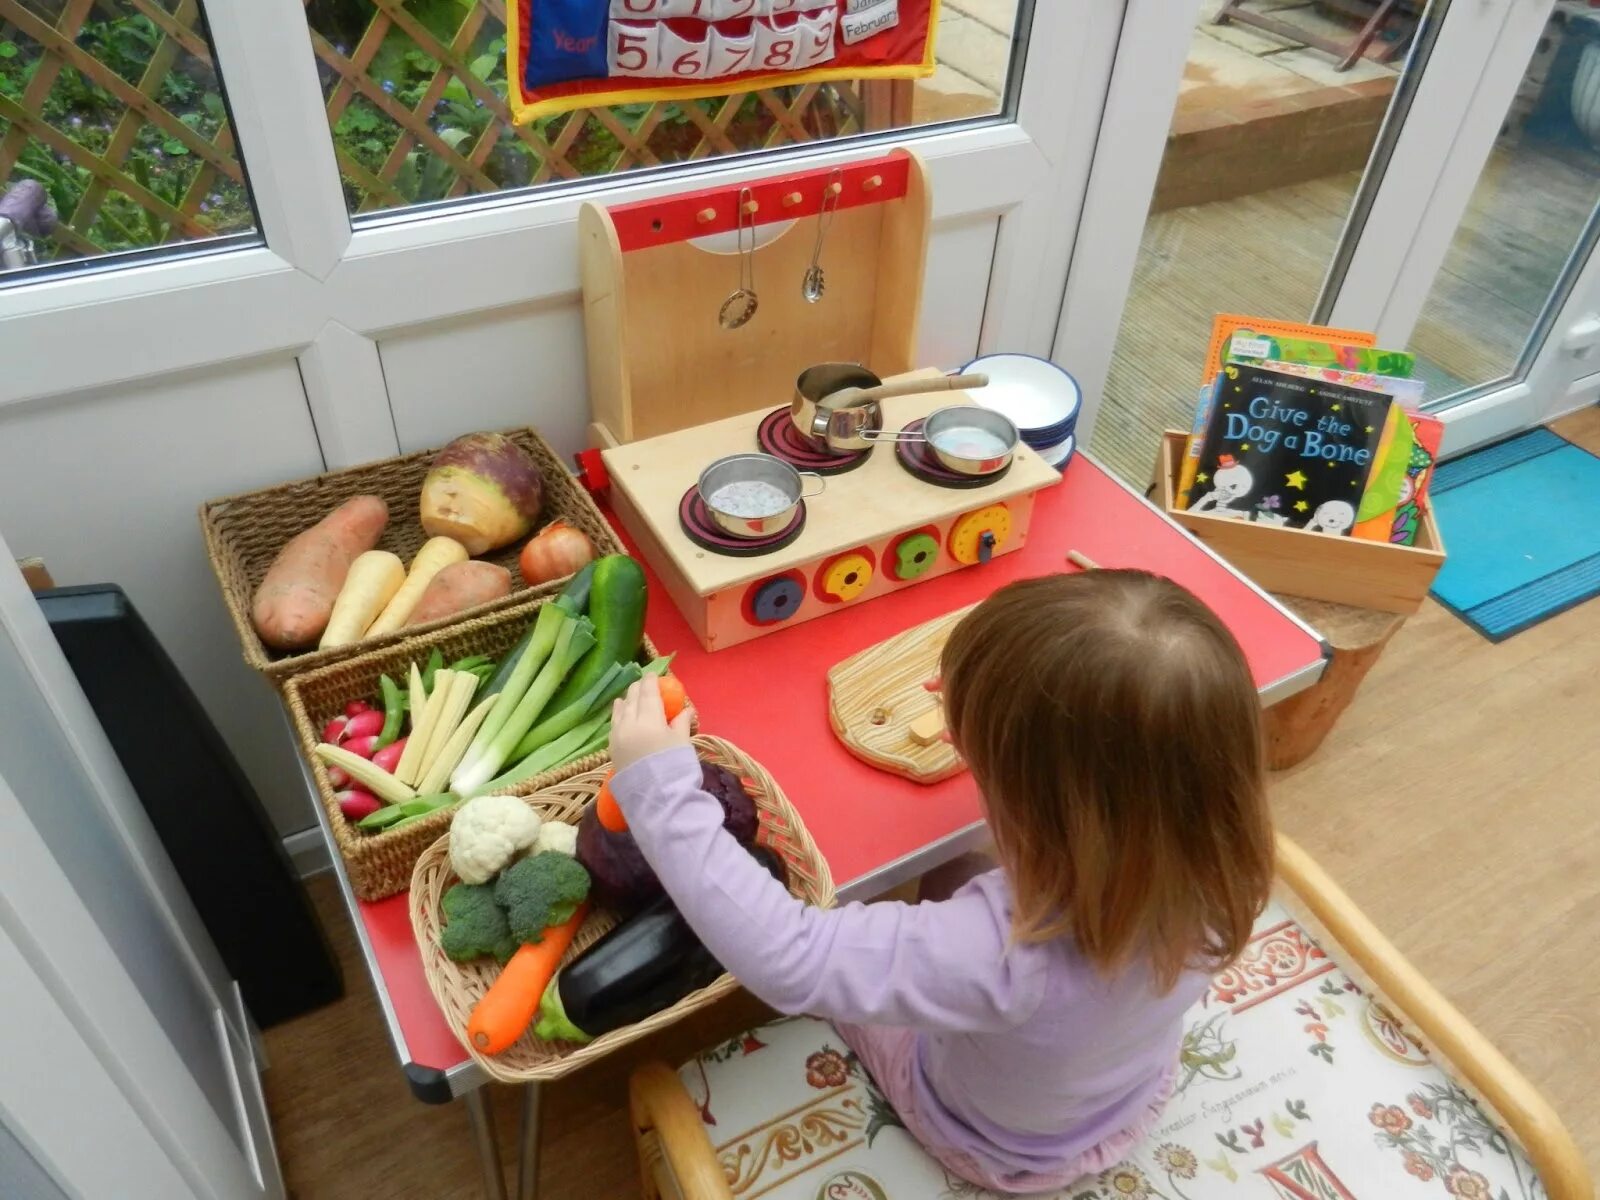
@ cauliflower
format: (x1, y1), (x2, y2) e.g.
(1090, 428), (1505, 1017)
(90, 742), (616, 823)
(533, 820), (578, 858)
(449, 794), (541, 885)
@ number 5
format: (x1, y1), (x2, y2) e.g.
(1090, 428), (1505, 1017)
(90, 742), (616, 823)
(614, 30), (651, 72)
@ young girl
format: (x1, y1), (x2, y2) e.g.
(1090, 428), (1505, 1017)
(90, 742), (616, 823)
(608, 569), (1274, 1194)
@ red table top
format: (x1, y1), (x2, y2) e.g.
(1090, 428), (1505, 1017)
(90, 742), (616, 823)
(347, 454), (1326, 1074)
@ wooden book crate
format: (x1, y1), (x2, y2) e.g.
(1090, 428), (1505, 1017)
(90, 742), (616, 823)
(1154, 431), (1445, 614)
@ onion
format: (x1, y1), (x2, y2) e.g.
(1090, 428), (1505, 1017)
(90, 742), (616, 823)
(519, 520), (596, 587)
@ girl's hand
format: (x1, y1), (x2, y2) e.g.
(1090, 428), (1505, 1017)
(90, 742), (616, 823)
(610, 675), (693, 773)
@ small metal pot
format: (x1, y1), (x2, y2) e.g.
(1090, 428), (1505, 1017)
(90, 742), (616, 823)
(792, 363), (885, 453)
(922, 406), (1019, 476)
(697, 453), (825, 539)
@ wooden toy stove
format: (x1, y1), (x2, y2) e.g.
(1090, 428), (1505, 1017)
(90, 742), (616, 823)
(581, 151), (1061, 652)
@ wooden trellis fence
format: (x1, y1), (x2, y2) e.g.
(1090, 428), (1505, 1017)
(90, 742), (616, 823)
(0, 0), (904, 262)
(0, 0), (245, 260)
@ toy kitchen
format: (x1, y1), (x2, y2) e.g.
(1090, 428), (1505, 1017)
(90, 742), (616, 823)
(580, 150), (1078, 652)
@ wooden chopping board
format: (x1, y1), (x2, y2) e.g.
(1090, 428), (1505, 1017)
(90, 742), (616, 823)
(827, 606), (974, 783)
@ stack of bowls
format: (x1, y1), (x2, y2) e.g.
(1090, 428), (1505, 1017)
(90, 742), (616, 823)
(962, 354), (1080, 470)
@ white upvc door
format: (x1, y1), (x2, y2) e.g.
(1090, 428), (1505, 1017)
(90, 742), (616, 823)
(1054, 0), (1591, 459)
(0, 539), (282, 1199)
(0, 0), (1131, 837)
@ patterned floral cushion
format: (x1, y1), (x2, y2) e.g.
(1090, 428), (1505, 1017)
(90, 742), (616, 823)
(674, 903), (1542, 1200)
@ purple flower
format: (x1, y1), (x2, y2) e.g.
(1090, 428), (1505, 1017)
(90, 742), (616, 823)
(69, 115), (82, 127)
(382, 80), (395, 94)
(199, 201), (210, 212)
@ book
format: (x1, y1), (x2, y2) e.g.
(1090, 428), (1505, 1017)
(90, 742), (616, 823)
(1352, 409), (1443, 546)
(1186, 365), (1393, 536)
(1200, 314), (1378, 385)
(1256, 360), (1425, 410)
(1178, 314), (1383, 507)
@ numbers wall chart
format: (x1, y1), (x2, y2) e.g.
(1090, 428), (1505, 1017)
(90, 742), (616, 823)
(508, 0), (938, 123)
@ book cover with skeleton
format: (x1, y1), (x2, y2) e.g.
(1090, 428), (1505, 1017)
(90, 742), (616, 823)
(1186, 364), (1392, 535)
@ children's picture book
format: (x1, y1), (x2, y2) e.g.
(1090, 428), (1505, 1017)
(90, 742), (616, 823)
(1352, 409), (1443, 546)
(1199, 314), (1380, 385)
(1186, 364), (1393, 536)
(1179, 315), (1390, 507)
(1256, 359), (1426, 410)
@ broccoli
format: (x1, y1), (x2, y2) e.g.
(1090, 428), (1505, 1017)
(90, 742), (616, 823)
(438, 883), (518, 965)
(494, 851), (592, 944)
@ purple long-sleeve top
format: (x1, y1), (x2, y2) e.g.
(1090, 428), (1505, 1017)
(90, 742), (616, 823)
(611, 747), (1210, 1182)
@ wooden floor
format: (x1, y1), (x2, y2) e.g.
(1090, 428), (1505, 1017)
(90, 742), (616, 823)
(264, 411), (1600, 1199)
(1095, 140), (1600, 484)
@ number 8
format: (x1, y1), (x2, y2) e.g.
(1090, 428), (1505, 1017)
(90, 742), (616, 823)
(763, 36), (796, 68)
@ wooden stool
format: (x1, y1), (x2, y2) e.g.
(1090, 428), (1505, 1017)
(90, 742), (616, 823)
(1264, 593), (1405, 770)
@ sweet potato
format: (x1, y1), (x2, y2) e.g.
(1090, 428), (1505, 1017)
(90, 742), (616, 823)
(402, 560), (512, 627)
(251, 494), (388, 650)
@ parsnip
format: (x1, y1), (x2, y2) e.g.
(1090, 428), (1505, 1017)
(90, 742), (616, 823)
(319, 550), (405, 649)
(365, 537), (469, 638)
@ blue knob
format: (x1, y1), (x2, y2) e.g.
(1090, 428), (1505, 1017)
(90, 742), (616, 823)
(978, 530), (996, 564)
(751, 576), (803, 624)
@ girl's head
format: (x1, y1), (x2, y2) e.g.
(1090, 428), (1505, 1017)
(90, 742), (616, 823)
(940, 570), (1272, 990)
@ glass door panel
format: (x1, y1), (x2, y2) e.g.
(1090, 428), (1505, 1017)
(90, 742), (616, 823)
(1089, 0), (1438, 482)
(1411, 10), (1600, 407)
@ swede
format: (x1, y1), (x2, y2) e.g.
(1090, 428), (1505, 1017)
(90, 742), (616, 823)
(365, 537), (469, 638)
(319, 550), (406, 649)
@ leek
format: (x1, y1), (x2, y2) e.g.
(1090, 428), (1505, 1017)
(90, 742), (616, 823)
(451, 616), (594, 795)
(471, 713), (611, 797)
(455, 604), (566, 785)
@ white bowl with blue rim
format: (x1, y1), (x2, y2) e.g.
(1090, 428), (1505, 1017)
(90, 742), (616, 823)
(962, 354), (1081, 451)
(1037, 434), (1076, 471)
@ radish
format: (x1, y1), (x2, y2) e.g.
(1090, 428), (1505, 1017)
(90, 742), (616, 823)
(322, 715), (349, 743)
(371, 737), (408, 775)
(336, 788), (382, 822)
(345, 699), (375, 718)
(342, 709), (385, 741)
(343, 734), (380, 759)
(327, 764), (351, 790)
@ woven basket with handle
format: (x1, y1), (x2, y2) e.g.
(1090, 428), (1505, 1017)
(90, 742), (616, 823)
(201, 426), (622, 685)
(283, 589), (677, 901)
(409, 735), (835, 1084)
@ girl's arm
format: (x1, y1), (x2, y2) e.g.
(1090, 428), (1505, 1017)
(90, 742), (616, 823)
(610, 746), (1047, 1033)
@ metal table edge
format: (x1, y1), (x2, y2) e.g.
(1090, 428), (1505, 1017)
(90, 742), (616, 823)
(281, 709), (489, 1100)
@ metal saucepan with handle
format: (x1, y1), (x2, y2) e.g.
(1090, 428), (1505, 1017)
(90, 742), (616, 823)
(697, 453), (825, 539)
(921, 405), (1020, 476)
(792, 364), (991, 453)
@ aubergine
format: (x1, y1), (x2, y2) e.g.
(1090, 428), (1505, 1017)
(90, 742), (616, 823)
(535, 847), (786, 1043)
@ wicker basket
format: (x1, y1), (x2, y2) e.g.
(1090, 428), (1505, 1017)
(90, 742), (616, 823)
(201, 426), (623, 685)
(409, 736), (836, 1084)
(283, 590), (674, 901)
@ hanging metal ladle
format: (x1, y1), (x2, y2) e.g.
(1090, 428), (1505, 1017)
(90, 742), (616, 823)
(718, 187), (759, 330)
(801, 169), (842, 304)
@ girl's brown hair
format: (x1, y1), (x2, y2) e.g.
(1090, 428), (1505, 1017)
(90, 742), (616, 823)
(940, 570), (1273, 991)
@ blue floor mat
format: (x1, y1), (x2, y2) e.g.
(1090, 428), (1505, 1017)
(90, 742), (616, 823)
(1429, 425), (1600, 641)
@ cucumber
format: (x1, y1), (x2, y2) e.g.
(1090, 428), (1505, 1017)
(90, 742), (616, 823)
(544, 555), (646, 713)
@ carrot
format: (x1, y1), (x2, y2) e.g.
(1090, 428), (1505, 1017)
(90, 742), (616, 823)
(594, 771), (627, 833)
(658, 673), (687, 722)
(467, 903), (590, 1054)
(251, 494), (388, 650)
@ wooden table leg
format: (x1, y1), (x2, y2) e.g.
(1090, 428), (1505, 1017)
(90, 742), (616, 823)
(1264, 594), (1406, 770)
(464, 1089), (509, 1200)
